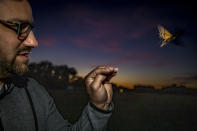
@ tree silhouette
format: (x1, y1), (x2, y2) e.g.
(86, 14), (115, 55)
(26, 61), (82, 90)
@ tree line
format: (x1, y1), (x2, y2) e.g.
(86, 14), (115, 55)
(25, 61), (197, 95)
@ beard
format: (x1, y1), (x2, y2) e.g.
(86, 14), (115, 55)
(0, 46), (31, 78)
(0, 57), (29, 77)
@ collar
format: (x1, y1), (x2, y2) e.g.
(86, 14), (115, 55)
(0, 81), (4, 91)
(0, 81), (3, 86)
(0, 84), (3, 91)
(0, 78), (14, 100)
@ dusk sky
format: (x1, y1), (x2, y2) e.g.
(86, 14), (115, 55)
(29, 0), (197, 89)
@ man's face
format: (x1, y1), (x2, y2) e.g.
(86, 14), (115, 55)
(0, 0), (38, 77)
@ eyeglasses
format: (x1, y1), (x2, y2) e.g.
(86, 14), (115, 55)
(0, 20), (34, 41)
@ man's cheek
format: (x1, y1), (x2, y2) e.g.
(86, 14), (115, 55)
(3, 51), (17, 65)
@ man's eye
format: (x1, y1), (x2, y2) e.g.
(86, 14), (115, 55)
(20, 23), (30, 33)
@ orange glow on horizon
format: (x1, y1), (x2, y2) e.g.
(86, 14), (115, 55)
(78, 68), (197, 90)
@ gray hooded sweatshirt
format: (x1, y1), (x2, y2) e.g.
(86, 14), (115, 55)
(0, 76), (113, 131)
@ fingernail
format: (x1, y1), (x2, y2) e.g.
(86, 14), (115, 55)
(109, 67), (113, 70)
(114, 67), (119, 72)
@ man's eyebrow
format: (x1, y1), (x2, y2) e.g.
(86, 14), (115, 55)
(7, 18), (34, 24)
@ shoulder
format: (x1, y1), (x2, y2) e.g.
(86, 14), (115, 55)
(12, 76), (53, 104)
(26, 77), (44, 91)
(26, 77), (51, 97)
(10, 75), (51, 97)
(21, 77), (56, 109)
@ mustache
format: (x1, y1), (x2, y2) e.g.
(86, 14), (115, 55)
(17, 47), (32, 54)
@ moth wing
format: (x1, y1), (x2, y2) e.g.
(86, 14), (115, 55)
(157, 25), (173, 40)
(160, 40), (168, 47)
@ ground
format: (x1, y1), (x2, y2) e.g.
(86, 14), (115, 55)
(46, 89), (197, 131)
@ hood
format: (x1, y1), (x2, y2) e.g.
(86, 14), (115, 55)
(0, 77), (14, 100)
(0, 75), (29, 100)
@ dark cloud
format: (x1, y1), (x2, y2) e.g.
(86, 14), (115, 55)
(173, 74), (197, 87)
(174, 75), (197, 82)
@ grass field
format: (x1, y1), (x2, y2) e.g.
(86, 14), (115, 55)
(47, 89), (197, 131)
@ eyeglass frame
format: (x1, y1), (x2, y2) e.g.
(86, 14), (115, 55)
(0, 19), (34, 41)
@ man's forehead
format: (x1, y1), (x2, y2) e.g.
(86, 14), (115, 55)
(0, 0), (33, 23)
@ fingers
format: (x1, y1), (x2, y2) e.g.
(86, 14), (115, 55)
(86, 66), (118, 80)
(91, 74), (106, 91)
(85, 66), (118, 87)
(85, 66), (118, 108)
(105, 71), (118, 82)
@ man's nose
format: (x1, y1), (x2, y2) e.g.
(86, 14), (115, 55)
(22, 31), (38, 48)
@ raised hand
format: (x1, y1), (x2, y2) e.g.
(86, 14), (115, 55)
(85, 66), (118, 110)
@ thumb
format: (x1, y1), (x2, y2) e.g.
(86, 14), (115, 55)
(91, 74), (107, 91)
(104, 83), (113, 103)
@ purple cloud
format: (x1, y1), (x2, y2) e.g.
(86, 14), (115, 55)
(37, 36), (57, 47)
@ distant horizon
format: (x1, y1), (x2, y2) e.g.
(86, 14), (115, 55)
(28, 60), (197, 90)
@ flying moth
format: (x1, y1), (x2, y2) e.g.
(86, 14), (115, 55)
(157, 25), (183, 47)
